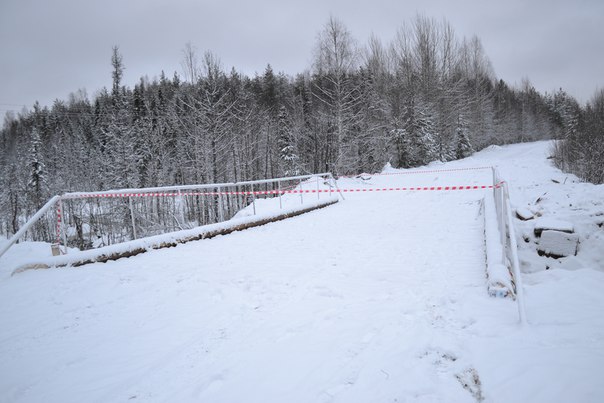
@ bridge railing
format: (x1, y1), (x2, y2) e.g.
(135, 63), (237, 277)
(0, 173), (339, 260)
(492, 167), (528, 325)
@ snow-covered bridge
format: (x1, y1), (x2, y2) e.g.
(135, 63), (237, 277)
(1, 142), (603, 403)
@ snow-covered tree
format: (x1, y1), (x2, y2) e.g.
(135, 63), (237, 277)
(403, 100), (437, 166)
(277, 106), (299, 176)
(455, 114), (474, 159)
(312, 16), (362, 174)
(27, 127), (48, 209)
(391, 127), (410, 168)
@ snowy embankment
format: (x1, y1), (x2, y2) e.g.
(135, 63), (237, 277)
(0, 141), (603, 403)
(4, 196), (338, 276)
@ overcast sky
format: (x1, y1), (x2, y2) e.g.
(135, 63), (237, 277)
(1, 0), (602, 121)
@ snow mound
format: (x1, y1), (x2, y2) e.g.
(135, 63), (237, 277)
(515, 207), (535, 221)
(534, 218), (574, 235)
(537, 230), (579, 258)
(380, 161), (398, 173)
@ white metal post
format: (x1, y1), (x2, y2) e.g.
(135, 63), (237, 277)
(177, 189), (186, 226)
(0, 195), (61, 260)
(59, 198), (68, 254)
(278, 181), (282, 209)
(504, 183), (528, 325)
(316, 175), (320, 200)
(332, 174), (345, 200)
(128, 196), (138, 239)
(300, 180), (304, 205)
(251, 184), (257, 215)
(218, 187), (225, 222)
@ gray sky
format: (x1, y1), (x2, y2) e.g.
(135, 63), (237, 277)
(1, 0), (602, 121)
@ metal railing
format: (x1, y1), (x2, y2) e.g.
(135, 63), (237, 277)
(492, 167), (528, 325)
(0, 173), (340, 260)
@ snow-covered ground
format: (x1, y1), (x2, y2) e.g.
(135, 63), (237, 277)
(1, 141), (603, 402)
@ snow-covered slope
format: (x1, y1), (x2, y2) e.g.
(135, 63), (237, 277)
(1, 141), (603, 402)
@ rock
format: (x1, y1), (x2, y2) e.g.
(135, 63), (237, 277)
(537, 230), (579, 258)
(516, 207), (535, 221)
(533, 218), (574, 237)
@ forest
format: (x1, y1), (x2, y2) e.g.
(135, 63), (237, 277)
(0, 15), (590, 237)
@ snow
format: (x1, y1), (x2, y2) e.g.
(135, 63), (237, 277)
(5, 197), (338, 276)
(534, 217), (575, 234)
(515, 207), (535, 221)
(538, 230), (579, 257)
(482, 195), (515, 297)
(1, 141), (604, 402)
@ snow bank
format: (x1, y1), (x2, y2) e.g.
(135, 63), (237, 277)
(537, 230), (579, 258)
(515, 206), (535, 221)
(10, 197), (338, 275)
(533, 217), (574, 235)
(482, 196), (515, 297)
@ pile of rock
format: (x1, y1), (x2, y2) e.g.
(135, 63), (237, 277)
(533, 218), (579, 259)
(516, 208), (579, 260)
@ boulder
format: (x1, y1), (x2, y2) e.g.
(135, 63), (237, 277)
(533, 218), (574, 237)
(537, 230), (579, 258)
(516, 207), (535, 221)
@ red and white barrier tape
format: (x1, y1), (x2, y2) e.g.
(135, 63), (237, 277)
(66, 182), (503, 199)
(340, 166), (493, 178)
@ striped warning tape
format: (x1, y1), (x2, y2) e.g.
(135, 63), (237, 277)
(64, 182), (503, 199)
(339, 166), (493, 178)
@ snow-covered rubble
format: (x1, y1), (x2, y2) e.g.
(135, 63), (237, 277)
(533, 217), (575, 236)
(537, 230), (579, 258)
(515, 206), (536, 221)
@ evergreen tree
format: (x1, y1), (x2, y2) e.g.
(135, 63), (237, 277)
(403, 100), (437, 166)
(27, 127), (47, 209)
(455, 114), (474, 159)
(277, 106), (299, 176)
(392, 127), (411, 168)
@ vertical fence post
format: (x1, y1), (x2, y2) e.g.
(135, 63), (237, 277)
(500, 186), (507, 263)
(59, 198), (68, 254)
(53, 199), (63, 256)
(177, 189), (186, 227)
(218, 187), (225, 222)
(299, 180), (304, 205)
(128, 196), (138, 240)
(316, 175), (320, 200)
(503, 182), (528, 325)
(278, 180), (282, 209)
(251, 184), (257, 215)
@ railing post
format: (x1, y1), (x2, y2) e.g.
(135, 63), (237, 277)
(218, 187), (225, 222)
(503, 182), (528, 325)
(251, 184), (257, 215)
(177, 189), (186, 227)
(59, 198), (68, 254)
(316, 175), (320, 200)
(0, 195), (61, 260)
(128, 196), (138, 239)
(278, 180), (282, 209)
(332, 174), (345, 201)
(299, 180), (304, 205)
(500, 186), (507, 263)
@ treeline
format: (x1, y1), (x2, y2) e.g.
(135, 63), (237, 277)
(1, 15), (572, 235)
(552, 89), (604, 184)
